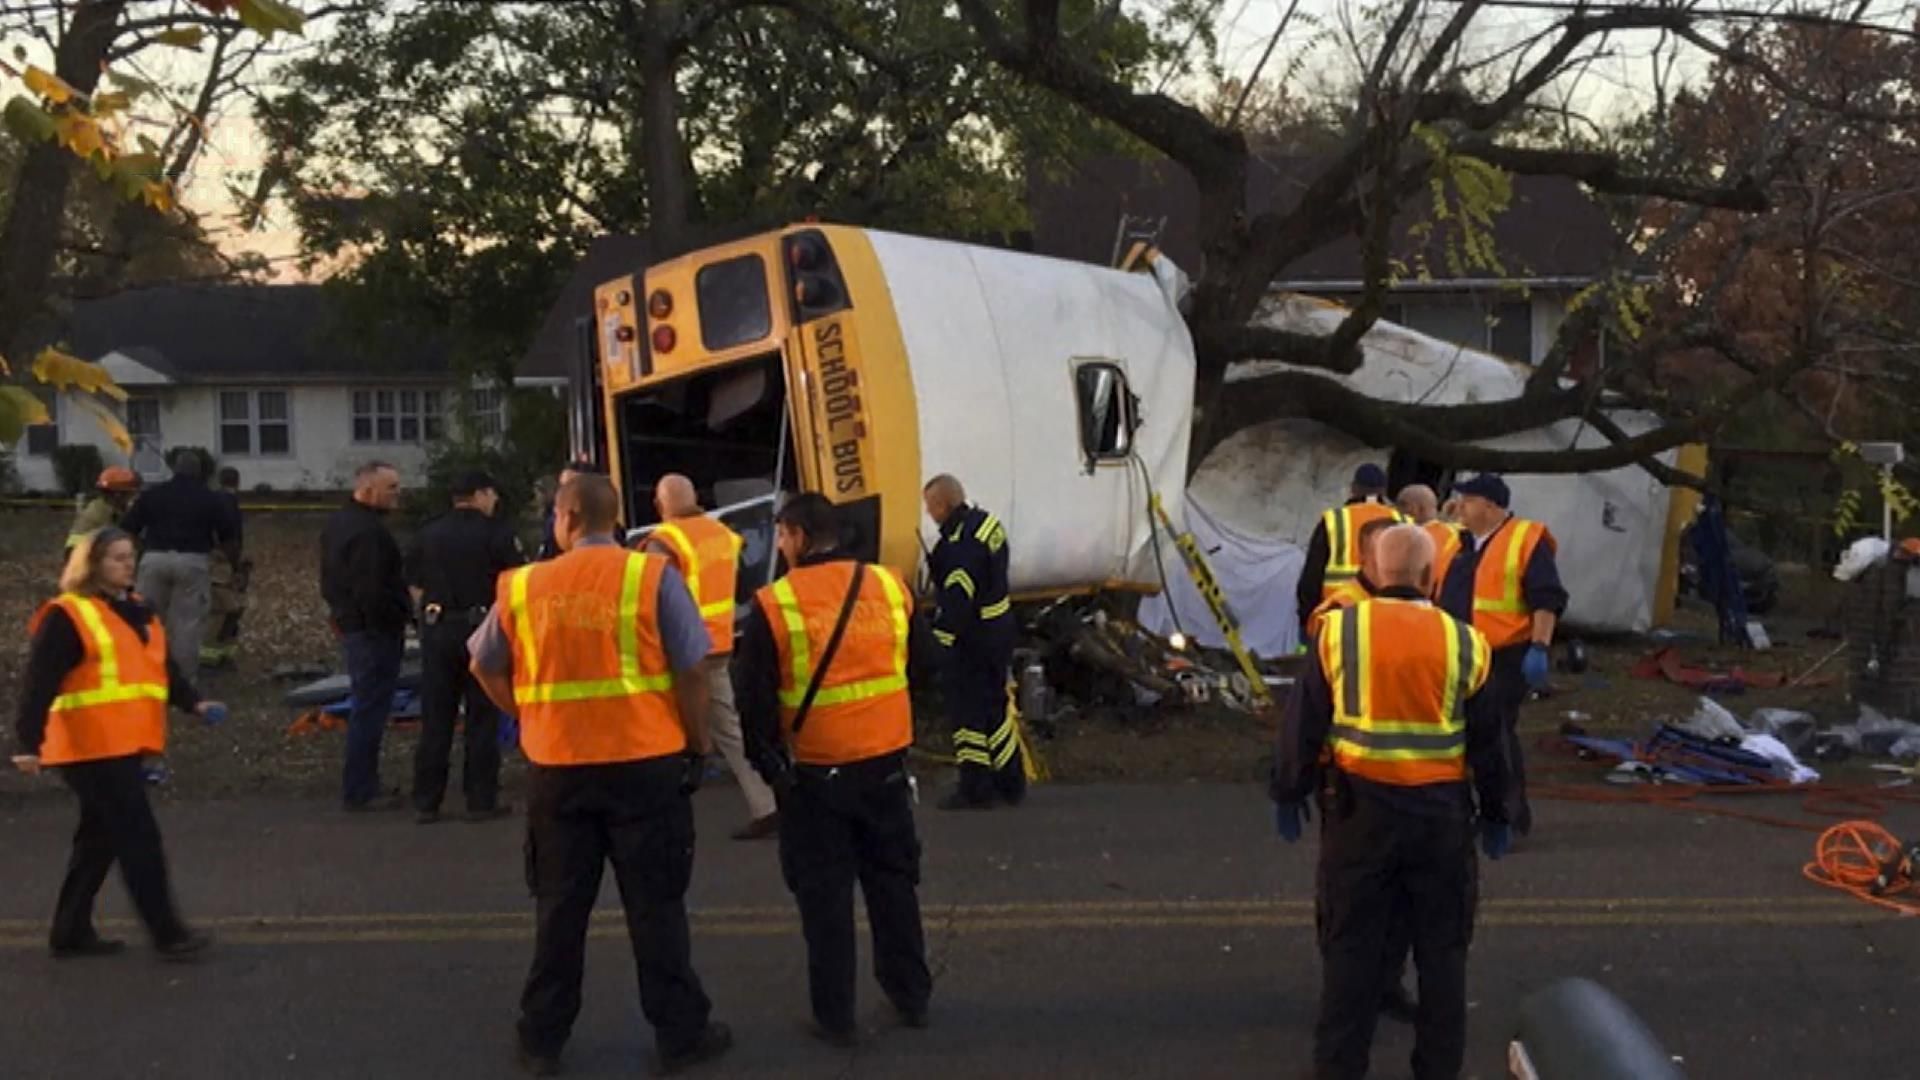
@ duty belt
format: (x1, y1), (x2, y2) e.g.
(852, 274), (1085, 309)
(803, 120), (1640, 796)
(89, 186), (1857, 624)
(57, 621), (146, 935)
(423, 603), (491, 626)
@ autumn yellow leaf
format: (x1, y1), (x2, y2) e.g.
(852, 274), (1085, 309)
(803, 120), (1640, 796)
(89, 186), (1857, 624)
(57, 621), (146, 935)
(0, 386), (53, 444)
(237, 0), (306, 38)
(22, 65), (76, 105)
(73, 394), (134, 454)
(54, 111), (108, 160)
(91, 91), (131, 116)
(33, 347), (128, 401)
(142, 180), (177, 213)
(155, 26), (207, 49)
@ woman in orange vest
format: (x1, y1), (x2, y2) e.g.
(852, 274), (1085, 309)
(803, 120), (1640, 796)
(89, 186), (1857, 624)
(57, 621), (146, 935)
(733, 493), (932, 1047)
(11, 528), (223, 961)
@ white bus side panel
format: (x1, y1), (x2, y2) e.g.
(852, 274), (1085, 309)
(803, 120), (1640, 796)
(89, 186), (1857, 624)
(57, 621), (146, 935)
(867, 230), (1196, 594)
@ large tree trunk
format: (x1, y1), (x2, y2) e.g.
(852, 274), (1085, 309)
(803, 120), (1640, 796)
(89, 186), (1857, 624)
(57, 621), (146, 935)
(638, 0), (694, 257)
(0, 0), (127, 357)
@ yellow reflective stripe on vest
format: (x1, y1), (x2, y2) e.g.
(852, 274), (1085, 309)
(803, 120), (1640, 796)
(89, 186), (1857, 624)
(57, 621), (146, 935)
(1323, 508), (1352, 577)
(1473, 521), (1535, 616)
(770, 577), (812, 701)
(654, 523), (701, 604)
(1438, 613), (1473, 724)
(511, 555), (668, 705)
(509, 565), (540, 676)
(50, 595), (167, 711)
(1328, 723), (1466, 758)
(774, 567), (910, 709)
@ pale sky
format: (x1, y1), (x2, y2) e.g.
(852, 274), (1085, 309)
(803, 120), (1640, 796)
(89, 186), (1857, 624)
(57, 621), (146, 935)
(7, 0), (1911, 279)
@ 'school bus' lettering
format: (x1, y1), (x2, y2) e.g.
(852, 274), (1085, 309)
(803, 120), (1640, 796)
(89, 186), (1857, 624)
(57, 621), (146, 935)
(812, 317), (870, 498)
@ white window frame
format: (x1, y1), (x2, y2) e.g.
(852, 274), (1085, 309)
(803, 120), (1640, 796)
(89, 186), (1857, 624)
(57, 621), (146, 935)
(218, 389), (293, 458)
(467, 381), (506, 441)
(351, 387), (446, 445)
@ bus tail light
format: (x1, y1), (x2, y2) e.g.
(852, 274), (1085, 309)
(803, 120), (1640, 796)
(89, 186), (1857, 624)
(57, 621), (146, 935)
(647, 289), (673, 318)
(652, 325), (677, 353)
(794, 275), (840, 310)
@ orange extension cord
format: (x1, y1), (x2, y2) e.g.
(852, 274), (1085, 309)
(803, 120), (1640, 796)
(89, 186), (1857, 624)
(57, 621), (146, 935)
(1533, 738), (1920, 916)
(1802, 822), (1920, 916)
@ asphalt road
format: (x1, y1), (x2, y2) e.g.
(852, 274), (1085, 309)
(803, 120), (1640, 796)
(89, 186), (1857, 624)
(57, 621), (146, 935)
(2, 781), (1916, 1079)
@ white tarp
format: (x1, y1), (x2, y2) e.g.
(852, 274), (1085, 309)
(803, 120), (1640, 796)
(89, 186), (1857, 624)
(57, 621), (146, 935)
(1138, 495), (1307, 657)
(1141, 294), (1675, 650)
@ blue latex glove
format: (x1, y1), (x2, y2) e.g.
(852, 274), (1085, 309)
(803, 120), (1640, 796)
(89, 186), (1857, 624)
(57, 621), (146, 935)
(1480, 821), (1511, 861)
(1274, 800), (1309, 843)
(1522, 644), (1551, 689)
(199, 702), (228, 727)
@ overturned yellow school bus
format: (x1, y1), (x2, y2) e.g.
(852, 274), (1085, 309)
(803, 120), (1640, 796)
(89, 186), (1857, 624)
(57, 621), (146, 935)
(582, 224), (1196, 599)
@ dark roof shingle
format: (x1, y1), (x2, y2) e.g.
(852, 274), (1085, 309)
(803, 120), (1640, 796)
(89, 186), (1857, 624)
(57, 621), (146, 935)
(68, 284), (451, 381)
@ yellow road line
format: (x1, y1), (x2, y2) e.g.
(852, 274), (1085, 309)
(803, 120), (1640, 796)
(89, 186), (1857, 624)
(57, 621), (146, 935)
(0, 894), (1852, 933)
(0, 898), (1878, 947)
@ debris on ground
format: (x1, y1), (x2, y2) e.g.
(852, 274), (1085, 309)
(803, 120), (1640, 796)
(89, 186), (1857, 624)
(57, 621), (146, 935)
(1628, 646), (1834, 693)
(1565, 697), (1824, 785)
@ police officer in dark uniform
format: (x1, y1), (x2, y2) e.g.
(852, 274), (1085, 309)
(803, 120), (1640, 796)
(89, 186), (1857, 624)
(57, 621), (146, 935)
(407, 469), (525, 824)
(921, 474), (1023, 810)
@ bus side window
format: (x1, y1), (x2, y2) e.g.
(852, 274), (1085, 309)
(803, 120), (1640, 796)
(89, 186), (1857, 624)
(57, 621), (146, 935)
(1074, 361), (1135, 466)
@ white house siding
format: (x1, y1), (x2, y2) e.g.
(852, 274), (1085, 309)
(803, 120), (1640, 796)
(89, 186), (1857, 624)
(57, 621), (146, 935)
(8, 381), (452, 493)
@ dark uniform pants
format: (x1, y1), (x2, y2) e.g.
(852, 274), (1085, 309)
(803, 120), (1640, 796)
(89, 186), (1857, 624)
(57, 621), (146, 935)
(412, 620), (502, 813)
(1472, 645), (1533, 834)
(776, 752), (932, 1033)
(518, 758), (712, 1060)
(945, 628), (1025, 805)
(51, 754), (191, 949)
(1315, 793), (1478, 1080)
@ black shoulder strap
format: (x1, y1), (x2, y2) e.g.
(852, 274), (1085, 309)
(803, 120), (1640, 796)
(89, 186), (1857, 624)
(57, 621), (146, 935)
(790, 562), (868, 736)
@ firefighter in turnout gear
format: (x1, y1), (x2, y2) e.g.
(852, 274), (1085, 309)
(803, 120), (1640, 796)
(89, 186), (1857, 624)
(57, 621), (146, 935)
(921, 474), (1023, 810)
(467, 474), (733, 1077)
(735, 493), (932, 1046)
(1273, 525), (1509, 1080)
(1296, 464), (1407, 638)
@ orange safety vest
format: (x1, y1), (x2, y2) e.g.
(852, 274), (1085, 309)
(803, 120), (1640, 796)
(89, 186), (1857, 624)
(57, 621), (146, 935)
(1423, 521), (1461, 599)
(1320, 501), (1408, 599)
(1438, 517), (1555, 650)
(651, 514), (744, 656)
(1304, 578), (1371, 641)
(1318, 597), (1490, 787)
(754, 560), (914, 767)
(29, 593), (169, 766)
(497, 545), (685, 766)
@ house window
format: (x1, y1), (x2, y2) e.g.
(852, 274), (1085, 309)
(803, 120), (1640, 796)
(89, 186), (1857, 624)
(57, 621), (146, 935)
(220, 390), (291, 457)
(1074, 361), (1134, 463)
(469, 384), (505, 439)
(25, 391), (57, 456)
(1394, 297), (1536, 362)
(352, 387), (445, 444)
(126, 396), (162, 448)
(1489, 301), (1533, 363)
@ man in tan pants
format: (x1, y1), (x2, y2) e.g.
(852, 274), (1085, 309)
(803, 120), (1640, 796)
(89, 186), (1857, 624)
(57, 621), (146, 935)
(644, 474), (780, 840)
